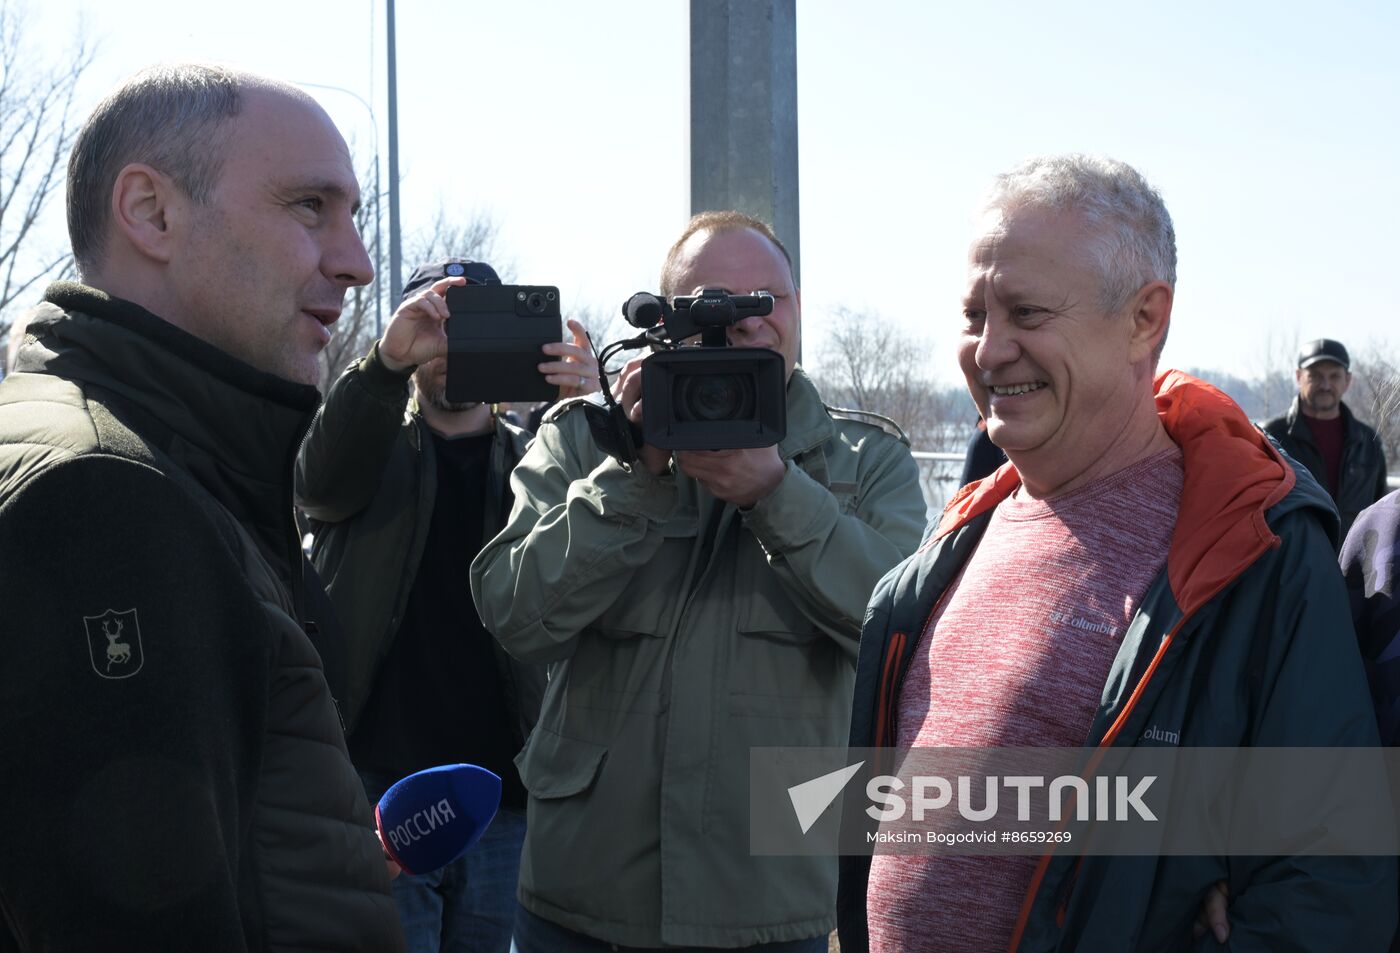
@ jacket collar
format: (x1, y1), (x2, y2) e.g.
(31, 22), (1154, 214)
(24, 282), (319, 562)
(778, 365), (836, 460)
(933, 371), (1297, 619)
(1284, 393), (1363, 445)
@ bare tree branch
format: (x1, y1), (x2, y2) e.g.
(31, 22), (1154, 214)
(1348, 340), (1400, 473)
(809, 306), (976, 452)
(0, 3), (92, 339)
(1249, 326), (1299, 419)
(404, 204), (512, 280)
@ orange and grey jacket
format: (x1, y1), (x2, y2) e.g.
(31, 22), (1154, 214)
(838, 371), (1396, 953)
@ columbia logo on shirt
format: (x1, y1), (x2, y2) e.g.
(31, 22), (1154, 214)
(1047, 608), (1119, 638)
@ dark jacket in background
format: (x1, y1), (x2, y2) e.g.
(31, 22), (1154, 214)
(295, 345), (544, 743)
(959, 422), (1007, 487)
(1262, 396), (1388, 540)
(840, 372), (1395, 953)
(0, 284), (402, 951)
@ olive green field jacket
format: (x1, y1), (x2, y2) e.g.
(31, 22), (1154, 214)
(470, 368), (926, 947)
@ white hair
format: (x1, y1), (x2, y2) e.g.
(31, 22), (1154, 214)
(983, 154), (1177, 315)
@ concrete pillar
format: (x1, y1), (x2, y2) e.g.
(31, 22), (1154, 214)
(689, 0), (800, 285)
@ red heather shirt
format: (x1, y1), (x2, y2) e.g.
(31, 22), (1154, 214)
(867, 448), (1183, 953)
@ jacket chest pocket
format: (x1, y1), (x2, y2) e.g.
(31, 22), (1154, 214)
(730, 529), (849, 713)
(739, 573), (818, 640)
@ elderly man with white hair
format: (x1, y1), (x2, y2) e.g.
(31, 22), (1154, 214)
(838, 154), (1395, 952)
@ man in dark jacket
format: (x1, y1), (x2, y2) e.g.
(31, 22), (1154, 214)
(838, 154), (1395, 953)
(0, 65), (404, 949)
(295, 257), (595, 953)
(958, 416), (1007, 487)
(1262, 338), (1389, 540)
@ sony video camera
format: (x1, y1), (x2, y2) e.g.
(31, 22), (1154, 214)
(584, 287), (786, 463)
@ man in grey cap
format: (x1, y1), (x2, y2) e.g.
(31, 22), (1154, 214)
(1262, 338), (1389, 539)
(296, 257), (597, 953)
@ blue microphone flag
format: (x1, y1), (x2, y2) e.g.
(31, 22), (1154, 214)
(376, 764), (501, 875)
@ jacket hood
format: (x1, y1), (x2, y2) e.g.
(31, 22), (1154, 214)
(934, 371), (1306, 618)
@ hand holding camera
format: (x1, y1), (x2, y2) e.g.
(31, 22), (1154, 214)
(614, 350), (784, 498)
(379, 276), (466, 373)
(539, 319), (599, 400)
(615, 356), (674, 477)
(584, 287), (789, 470)
(674, 446), (785, 508)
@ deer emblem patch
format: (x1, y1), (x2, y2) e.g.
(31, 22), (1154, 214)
(83, 609), (144, 680)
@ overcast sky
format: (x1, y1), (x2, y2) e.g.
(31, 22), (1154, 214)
(22, 0), (1400, 386)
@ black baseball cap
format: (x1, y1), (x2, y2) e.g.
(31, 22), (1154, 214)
(1297, 338), (1350, 371)
(401, 257), (501, 305)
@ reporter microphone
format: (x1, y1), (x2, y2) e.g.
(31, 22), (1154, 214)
(375, 764), (502, 876)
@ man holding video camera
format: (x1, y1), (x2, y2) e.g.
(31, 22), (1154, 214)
(295, 258), (597, 953)
(470, 211), (926, 951)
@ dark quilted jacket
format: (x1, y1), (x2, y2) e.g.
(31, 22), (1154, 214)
(0, 284), (404, 951)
